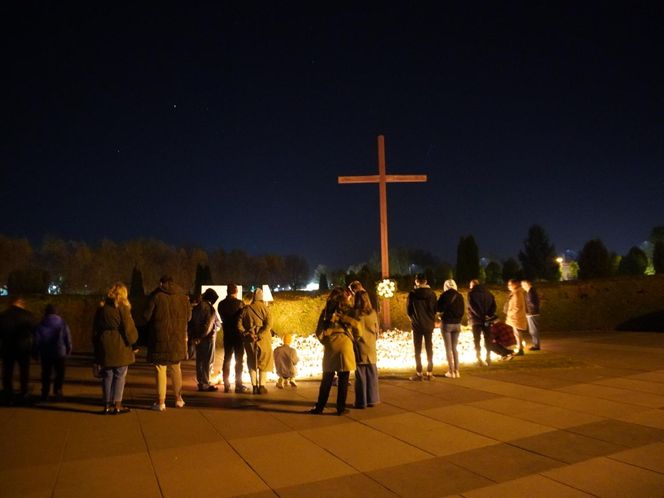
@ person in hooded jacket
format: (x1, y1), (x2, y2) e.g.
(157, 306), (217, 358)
(237, 288), (273, 394)
(33, 304), (72, 401)
(437, 279), (465, 378)
(406, 273), (438, 380)
(145, 275), (191, 411)
(468, 279), (497, 365)
(189, 288), (221, 392)
(310, 287), (362, 415)
(505, 279), (528, 356)
(93, 283), (138, 414)
(218, 283), (247, 393)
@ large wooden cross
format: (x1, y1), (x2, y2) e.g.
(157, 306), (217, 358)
(338, 135), (427, 329)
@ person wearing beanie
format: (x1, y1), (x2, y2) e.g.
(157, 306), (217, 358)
(273, 334), (299, 389)
(189, 288), (221, 392)
(237, 288), (274, 394)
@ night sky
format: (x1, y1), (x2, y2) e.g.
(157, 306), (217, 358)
(3, 2), (663, 269)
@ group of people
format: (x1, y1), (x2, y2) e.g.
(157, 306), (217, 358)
(407, 274), (541, 380)
(1, 274), (538, 415)
(0, 298), (72, 405)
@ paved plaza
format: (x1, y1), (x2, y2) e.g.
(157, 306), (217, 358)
(1, 330), (664, 497)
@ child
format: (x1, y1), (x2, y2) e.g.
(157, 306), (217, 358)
(273, 334), (299, 388)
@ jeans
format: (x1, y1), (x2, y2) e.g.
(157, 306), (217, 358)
(101, 365), (128, 405)
(527, 314), (540, 348)
(195, 338), (214, 388)
(412, 329), (434, 373)
(512, 327), (527, 352)
(354, 363), (380, 408)
(442, 323), (461, 373)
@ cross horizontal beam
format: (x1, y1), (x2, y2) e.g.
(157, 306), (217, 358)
(338, 174), (428, 184)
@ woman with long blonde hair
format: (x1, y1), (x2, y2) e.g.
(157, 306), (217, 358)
(92, 282), (138, 414)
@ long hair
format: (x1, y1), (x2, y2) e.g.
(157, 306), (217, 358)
(322, 286), (349, 329)
(107, 282), (131, 309)
(353, 290), (373, 316)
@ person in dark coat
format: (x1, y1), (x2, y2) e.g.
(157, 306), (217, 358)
(351, 290), (380, 408)
(522, 280), (541, 350)
(237, 288), (273, 394)
(93, 283), (139, 414)
(144, 275), (191, 411)
(467, 279), (497, 365)
(218, 283), (247, 393)
(0, 297), (37, 405)
(437, 280), (465, 378)
(33, 304), (72, 401)
(406, 273), (438, 380)
(310, 287), (361, 415)
(189, 288), (221, 392)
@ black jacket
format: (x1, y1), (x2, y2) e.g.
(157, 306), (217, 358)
(525, 287), (540, 315)
(437, 289), (464, 324)
(218, 296), (244, 343)
(144, 282), (191, 364)
(0, 305), (37, 356)
(467, 284), (497, 326)
(407, 286), (438, 332)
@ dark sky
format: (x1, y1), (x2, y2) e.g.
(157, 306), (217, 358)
(3, 2), (663, 270)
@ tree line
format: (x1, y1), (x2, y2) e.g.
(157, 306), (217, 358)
(2, 224), (663, 296)
(0, 236), (310, 295)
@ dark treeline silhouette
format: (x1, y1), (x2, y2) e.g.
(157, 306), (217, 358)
(0, 235), (309, 295)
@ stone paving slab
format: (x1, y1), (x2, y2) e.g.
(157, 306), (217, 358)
(2, 330), (664, 497)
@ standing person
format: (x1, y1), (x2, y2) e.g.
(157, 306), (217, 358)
(437, 280), (464, 378)
(237, 288), (273, 394)
(189, 288), (221, 392)
(351, 290), (379, 408)
(273, 334), (299, 389)
(521, 280), (541, 350)
(93, 283), (139, 414)
(309, 287), (361, 415)
(0, 297), (37, 405)
(145, 275), (191, 411)
(406, 273), (438, 380)
(218, 283), (248, 393)
(505, 279), (528, 356)
(33, 304), (72, 401)
(468, 279), (497, 365)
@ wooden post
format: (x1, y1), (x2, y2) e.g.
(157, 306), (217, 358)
(338, 135), (427, 330)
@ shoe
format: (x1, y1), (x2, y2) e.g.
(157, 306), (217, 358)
(252, 386), (259, 395)
(175, 398), (185, 408)
(54, 392), (64, 402)
(258, 386), (268, 395)
(529, 346), (540, 351)
(276, 379), (284, 389)
(152, 402), (166, 412)
(198, 385), (218, 392)
(224, 384), (231, 393)
(113, 406), (131, 415)
(235, 385), (250, 394)
(443, 371), (454, 378)
(336, 408), (350, 416)
(353, 404), (366, 409)
(515, 349), (525, 356)
(409, 373), (423, 381)
(289, 380), (298, 388)
(425, 373), (434, 381)
(308, 407), (323, 414)
(501, 353), (514, 361)
(101, 406), (112, 415)
(454, 371), (461, 378)
(485, 358), (492, 366)
(478, 359), (488, 366)
(367, 404), (375, 408)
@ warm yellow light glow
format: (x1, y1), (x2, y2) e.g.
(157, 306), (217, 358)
(212, 327), (500, 384)
(377, 279), (396, 299)
(556, 257), (564, 264)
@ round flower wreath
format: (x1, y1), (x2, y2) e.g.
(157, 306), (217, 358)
(376, 278), (397, 299)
